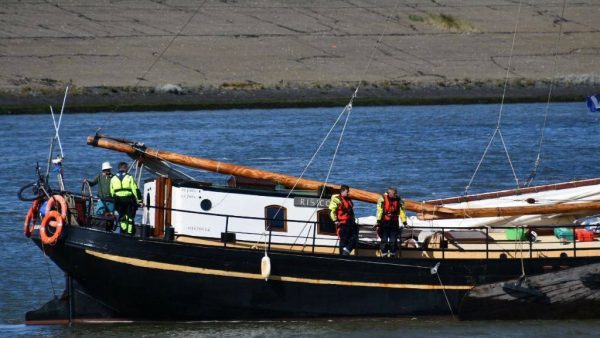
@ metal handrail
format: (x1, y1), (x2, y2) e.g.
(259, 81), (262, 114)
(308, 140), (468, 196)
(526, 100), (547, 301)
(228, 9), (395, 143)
(79, 195), (598, 258)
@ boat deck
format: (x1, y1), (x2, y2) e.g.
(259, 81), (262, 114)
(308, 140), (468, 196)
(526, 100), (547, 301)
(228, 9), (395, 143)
(175, 229), (600, 260)
(62, 191), (600, 261)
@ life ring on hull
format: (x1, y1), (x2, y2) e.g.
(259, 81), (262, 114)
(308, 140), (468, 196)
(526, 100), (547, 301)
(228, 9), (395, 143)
(46, 195), (67, 221)
(40, 210), (63, 245)
(23, 199), (41, 238)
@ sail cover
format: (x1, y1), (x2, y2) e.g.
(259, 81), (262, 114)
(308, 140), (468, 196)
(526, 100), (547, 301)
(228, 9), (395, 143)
(127, 153), (194, 181)
(413, 181), (600, 228)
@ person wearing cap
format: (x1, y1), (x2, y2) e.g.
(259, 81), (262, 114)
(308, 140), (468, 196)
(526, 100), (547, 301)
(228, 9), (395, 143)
(85, 161), (114, 215)
(374, 186), (407, 257)
(110, 161), (142, 235)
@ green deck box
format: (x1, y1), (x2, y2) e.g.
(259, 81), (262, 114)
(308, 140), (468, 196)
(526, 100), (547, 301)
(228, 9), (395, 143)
(553, 227), (574, 242)
(505, 227), (527, 241)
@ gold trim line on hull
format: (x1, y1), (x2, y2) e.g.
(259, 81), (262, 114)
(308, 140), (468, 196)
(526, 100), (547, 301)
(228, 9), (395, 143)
(85, 249), (472, 290)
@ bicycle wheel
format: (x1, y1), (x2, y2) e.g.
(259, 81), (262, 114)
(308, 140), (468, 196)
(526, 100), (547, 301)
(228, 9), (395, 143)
(18, 182), (42, 201)
(81, 180), (95, 216)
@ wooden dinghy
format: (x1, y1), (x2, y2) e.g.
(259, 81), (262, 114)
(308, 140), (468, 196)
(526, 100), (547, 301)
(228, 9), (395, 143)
(459, 263), (600, 320)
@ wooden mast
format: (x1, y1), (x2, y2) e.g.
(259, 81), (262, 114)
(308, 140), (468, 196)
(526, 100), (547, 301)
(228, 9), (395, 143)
(87, 135), (600, 218)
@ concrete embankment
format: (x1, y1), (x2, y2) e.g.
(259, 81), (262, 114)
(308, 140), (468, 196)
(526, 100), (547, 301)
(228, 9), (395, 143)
(1, 0), (599, 113)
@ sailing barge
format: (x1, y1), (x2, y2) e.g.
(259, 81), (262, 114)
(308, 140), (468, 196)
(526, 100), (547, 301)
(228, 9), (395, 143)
(21, 135), (600, 323)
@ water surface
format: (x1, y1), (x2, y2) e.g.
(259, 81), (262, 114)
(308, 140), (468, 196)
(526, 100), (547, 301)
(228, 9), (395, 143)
(1, 102), (599, 336)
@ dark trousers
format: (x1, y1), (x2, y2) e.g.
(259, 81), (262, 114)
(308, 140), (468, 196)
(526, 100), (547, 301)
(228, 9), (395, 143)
(380, 220), (400, 254)
(339, 221), (358, 255)
(114, 196), (137, 235)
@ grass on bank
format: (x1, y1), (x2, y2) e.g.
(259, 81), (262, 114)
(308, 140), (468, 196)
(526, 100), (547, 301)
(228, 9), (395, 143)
(409, 13), (476, 32)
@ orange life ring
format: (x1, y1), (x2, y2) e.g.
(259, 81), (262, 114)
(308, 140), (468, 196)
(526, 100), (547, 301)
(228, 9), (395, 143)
(46, 195), (67, 221)
(32, 199), (40, 213)
(40, 210), (63, 245)
(24, 208), (36, 237)
(23, 199), (41, 238)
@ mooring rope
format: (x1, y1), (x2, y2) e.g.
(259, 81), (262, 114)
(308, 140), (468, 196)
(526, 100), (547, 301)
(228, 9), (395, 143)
(436, 272), (455, 318)
(40, 243), (58, 299)
(275, 250), (435, 269)
(36, 188), (60, 299)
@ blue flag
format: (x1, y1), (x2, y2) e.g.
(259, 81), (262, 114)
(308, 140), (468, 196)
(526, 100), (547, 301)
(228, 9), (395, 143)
(587, 94), (600, 112)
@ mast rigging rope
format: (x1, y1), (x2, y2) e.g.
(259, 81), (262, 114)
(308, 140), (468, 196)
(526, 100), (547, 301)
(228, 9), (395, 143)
(280, 1), (403, 251)
(465, 0), (523, 196)
(524, 0), (568, 187)
(100, 0), (207, 129)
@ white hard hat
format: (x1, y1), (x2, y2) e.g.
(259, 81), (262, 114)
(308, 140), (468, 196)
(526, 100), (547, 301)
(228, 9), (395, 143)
(102, 161), (112, 170)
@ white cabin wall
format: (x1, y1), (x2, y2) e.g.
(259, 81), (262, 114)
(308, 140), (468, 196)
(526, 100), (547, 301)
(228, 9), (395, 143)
(142, 181), (156, 225)
(169, 186), (338, 246)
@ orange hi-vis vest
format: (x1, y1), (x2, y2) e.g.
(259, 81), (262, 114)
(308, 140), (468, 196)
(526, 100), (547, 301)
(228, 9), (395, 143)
(383, 194), (400, 221)
(336, 196), (354, 223)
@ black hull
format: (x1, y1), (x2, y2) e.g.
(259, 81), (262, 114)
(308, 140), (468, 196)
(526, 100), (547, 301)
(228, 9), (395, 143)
(29, 226), (600, 321)
(25, 278), (117, 324)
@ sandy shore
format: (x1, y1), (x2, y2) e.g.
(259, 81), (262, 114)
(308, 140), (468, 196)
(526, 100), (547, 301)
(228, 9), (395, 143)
(1, 0), (599, 113)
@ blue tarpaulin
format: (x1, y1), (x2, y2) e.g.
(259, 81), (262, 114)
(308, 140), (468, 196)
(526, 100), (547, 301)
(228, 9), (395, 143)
(587, 94), (600, 112)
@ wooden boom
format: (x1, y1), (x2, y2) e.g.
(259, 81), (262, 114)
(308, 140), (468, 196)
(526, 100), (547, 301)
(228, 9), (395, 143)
(87, 135), (600, 218)
(86, 135), (453, 215)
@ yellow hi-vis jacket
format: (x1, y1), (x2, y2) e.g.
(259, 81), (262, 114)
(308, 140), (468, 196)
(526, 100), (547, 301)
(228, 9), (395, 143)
(329, 194), (341, 222)
(376, 192), (407, 224)
(110, 173), (141, 203)
(328, 194), (355, 223)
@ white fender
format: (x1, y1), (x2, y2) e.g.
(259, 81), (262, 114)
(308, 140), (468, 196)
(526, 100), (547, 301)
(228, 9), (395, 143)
(261, 255), (271, 281)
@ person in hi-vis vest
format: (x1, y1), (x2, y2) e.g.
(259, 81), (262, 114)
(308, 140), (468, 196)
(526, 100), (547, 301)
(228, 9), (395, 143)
(375, 186), (407, 257)
(329, 185), (357, 256)
(110, 162), (142, 234)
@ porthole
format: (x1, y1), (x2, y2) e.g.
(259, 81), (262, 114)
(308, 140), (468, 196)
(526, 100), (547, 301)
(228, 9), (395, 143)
(200, 199), (212, 211)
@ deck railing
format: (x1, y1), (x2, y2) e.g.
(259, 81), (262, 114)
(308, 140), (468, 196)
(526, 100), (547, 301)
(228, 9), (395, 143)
(76, 195), (597, 259)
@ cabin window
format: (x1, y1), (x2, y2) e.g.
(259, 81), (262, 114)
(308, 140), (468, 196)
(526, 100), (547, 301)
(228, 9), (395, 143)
(317, 209), (336, 235)
(265, 205), (287, 232)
